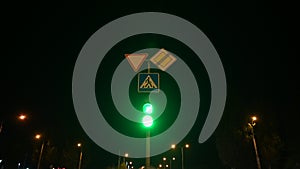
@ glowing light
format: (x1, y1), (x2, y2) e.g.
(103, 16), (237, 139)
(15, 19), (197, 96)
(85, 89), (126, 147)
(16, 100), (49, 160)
(143, 103), (153, 114)
(35, 134), (41, 139)
(19, 114), (26, 120)
(171, 144), (176, 149)
(142, 115), (153, 127)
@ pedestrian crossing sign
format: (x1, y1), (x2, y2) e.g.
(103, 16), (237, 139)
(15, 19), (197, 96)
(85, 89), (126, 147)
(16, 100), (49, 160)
(138, 73), (159, 92)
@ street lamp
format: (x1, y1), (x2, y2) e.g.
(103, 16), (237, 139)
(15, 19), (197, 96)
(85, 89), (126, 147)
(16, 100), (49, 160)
(0, 114), (27, 134)
(124, 153), (129, 164)
(248, 116), (262, 169)
(171, 144), (189, 169)
(163, 158), (167, 169)
(35, 134), (44, 169)
(35, 134), (41, 139)
(163, 157), (175, 169)
(18, 114), (27, 121)
(169, 157), (175, 169)
(127, 161), (133, 169)
(77, 143), (83, 169)
(125, 153), (129, 158)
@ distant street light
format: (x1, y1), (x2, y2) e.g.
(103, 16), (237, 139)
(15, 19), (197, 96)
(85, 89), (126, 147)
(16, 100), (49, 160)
(170, 157), (175, 169)
(35, 134), (41, 139)
(18, 114), (27, 121)
(248, 116), (262, 169)
(35, 134), (44, 169)
(0, 114), (28, 134)
(163, 157), (167, 169)
(171, 144), (189, 169)
(77, 143), (83, 169)
(123, 152), (129, 167)
(125, 153), (129, 158)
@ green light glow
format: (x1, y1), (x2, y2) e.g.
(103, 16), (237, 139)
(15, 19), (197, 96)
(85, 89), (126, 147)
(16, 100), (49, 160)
(142, 115), (153, 127)
(143, 103), (153, 114)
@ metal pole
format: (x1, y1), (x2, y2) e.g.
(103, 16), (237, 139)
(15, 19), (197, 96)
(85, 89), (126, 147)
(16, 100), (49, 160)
(37, 141), (44, 169)
(251, 127), (262, 169)
(146, 130), (150, 169)
(118, 150), (121, 169)
(78, 149), (83, 169)
(181, 147), (184, 169)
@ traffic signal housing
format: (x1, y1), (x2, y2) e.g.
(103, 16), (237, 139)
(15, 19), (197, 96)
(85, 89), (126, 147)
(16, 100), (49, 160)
(142, 103), (153, 127)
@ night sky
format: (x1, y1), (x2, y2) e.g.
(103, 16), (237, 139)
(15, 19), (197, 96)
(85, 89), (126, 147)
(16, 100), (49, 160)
(1, 1), (299, 169)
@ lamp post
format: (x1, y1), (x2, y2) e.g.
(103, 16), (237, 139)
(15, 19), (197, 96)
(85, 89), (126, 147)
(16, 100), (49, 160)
(77, 143), (83, 169)
(248, 116), (262, 169)
(163, 157), (167, 169)
(169, 157), (175, 169)
(163, 157), (175, 169)
(123, 153), (129, 166)
(171, 144), (189, 169)
(35, 134), (44, 169)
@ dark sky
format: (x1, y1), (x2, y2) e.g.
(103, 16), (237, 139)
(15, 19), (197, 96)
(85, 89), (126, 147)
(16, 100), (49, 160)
(1, 0), (299, 169)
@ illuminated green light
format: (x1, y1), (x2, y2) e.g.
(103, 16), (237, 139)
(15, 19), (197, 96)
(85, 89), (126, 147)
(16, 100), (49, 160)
(142, 115), (153, 127)
(143, 103), (153, 114)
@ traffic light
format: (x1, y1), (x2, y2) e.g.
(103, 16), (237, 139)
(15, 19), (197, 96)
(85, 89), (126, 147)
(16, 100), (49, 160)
(143, 103), (153, 114)
(142, 103), (153, 127)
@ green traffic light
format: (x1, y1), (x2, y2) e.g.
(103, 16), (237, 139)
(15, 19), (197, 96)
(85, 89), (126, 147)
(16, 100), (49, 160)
(142, 115), (153, 127)
(143, 103), (153, 114)
(142, 103), (153, 127)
